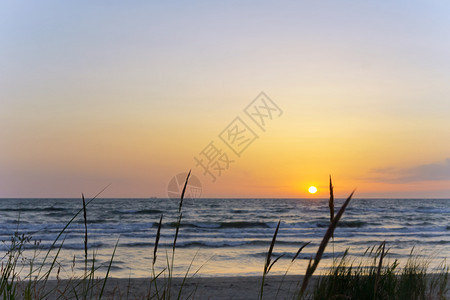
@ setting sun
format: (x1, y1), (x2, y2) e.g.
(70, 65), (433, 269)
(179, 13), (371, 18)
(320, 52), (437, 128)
(308, 186), (318, 194)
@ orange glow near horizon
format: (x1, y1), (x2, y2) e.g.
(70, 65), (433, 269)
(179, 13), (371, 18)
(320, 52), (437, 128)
(1, 2), (450, 198)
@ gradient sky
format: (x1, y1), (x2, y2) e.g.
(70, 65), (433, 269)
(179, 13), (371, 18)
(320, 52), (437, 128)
(1, 1), (450, 198)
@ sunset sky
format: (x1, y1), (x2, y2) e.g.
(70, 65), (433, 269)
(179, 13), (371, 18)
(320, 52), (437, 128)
(1, 1), (450, 198)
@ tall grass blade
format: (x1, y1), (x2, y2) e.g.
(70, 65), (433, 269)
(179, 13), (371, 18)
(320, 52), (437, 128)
(98, 239), (119, 299)
(274, 242), (311, 300)
(292, 242), (311, 263)
(39, 235), (66, 294)
(264, 220), (281, 275)
(153, 215), (163, 265)
(268, 254), (285, 273)
(373, 241), (386, 299)
(298, 190), (355, 299)
(176, 250), (202, 300)
(168, 171), (191, 299)
(82, 194), (88, 297)
(82, 194), (88, 263)
(173, 213), (182, 251)
(329, 176), (335, 259)
(260, 219), (281, 300)
(328, 175), (334, 222)
(179, 170), (191, 213)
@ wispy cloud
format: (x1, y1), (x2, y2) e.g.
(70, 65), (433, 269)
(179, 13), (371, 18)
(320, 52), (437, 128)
(368, 158), (450, 183)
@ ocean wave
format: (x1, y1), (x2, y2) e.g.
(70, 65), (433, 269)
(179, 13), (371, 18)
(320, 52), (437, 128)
(54, 241), (105, 250)
(416, 207), (450, 214)
(0, 207), (67, 212)
(122, 239), (304, 249)
(151, 221), (272, 229)
(219, 221), (272, 229)
(74, 219), (111, 224)
(114, 209), (162, 215)
(45, 212), (75, 218)
(7, 219), (29, 224)
(175, 240), (273, 248)
(121, 242), (154, 248)
(248, 251), (346, 260)
(0, 240), (106, 251)
(316, 220), (369, 228)
(429, 240), (450, 245)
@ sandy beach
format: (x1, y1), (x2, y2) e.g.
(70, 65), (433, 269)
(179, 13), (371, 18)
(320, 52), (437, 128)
(21, 275), (315, 299)
(18, 275), (450, 299)
(104, 275), (313, 299)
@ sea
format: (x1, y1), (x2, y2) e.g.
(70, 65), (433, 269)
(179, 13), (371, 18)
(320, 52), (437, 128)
(0, 198), (448, 278)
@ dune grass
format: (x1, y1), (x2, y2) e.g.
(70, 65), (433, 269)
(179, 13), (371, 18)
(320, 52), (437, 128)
(312, 246), (448, 300)
(0, 187), (118, 299)
(0, 175), (448, 299)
